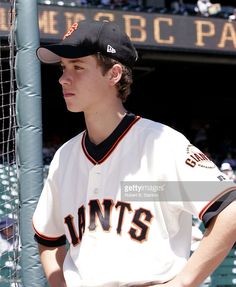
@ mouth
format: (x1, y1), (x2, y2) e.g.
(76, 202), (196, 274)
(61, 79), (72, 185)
(63, 92), (75, 98)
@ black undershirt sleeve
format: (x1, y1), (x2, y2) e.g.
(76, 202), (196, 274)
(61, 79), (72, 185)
(202, 190), (236, 228)
(34, 233), (67, 247)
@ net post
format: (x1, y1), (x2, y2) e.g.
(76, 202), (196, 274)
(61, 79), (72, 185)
(15, 0), (46, 286)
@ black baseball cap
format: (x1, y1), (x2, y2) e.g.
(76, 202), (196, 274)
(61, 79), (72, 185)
(36, 20), (138, 68)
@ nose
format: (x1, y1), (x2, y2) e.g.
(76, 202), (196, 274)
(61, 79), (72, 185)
(59, 71), (72, 86)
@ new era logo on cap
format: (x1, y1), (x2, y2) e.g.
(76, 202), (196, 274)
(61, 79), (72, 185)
(107, 45), (116, 54)
(36, 20), (138, 67)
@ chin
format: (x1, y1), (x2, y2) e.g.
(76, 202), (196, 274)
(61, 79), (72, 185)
(66, 105), (82, 113)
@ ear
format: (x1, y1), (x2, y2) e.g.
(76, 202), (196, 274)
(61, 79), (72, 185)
(108, 64), (122, 85)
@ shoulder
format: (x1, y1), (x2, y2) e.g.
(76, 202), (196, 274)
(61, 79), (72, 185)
(135, 117), (189, 144)
(59, 131), (84, 150)
(50, 131), (84, 165)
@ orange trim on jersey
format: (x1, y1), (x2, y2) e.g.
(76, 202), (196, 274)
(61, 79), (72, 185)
(82, 115), (141, 165)
(199, 186), (236, 220)
(82, 132), (97, 165)
(32, 222), (63, 241)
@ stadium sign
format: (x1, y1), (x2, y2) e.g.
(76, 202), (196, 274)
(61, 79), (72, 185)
(1, 2), (236, 56)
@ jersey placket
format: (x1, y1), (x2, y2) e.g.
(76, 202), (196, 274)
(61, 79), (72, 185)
(86, 164), (102, 201)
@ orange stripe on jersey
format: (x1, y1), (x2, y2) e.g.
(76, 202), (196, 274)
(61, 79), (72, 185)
(82, 115), (141, 165)
(32, 222), (63, 241)
(199, 186), (236, 220)
(81, 132), (97, 164)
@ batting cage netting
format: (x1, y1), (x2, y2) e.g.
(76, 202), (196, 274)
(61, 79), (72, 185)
(0, 0), (22, 286)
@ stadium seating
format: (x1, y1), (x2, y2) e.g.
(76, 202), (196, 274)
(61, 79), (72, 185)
(210, 246), (236, 286)
(35, 0), (236, 19)
(0, 164), (49, 286)
(0, 164), (18, 217)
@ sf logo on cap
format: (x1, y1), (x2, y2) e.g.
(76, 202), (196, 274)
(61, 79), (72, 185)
(63, 22), (78, 40)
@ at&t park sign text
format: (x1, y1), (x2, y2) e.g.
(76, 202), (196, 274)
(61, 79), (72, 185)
(1, 2), (236, 55)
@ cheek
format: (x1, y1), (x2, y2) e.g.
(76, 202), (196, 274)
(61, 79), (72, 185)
(80, 78), (101, 95)
(74, 71), (107, 98)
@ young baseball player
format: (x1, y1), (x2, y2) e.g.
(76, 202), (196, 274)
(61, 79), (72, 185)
(33, 20), (236, 287)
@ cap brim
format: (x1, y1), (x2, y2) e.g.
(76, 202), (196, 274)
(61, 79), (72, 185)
(36, 45), (97, 64)
(37, 47), (61, 64)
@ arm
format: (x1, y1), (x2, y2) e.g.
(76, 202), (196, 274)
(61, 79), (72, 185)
(160, 200), (236, 287)
(38, 243), (67, 287)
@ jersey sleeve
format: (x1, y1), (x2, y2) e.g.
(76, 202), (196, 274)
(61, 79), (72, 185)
(32, 154), (66, 247)
(162, 132), (236, 222)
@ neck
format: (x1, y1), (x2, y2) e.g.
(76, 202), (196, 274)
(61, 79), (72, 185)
(84, 106), (127, 145)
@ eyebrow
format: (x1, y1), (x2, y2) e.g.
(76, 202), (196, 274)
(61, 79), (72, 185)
(60, 59), (84, 65)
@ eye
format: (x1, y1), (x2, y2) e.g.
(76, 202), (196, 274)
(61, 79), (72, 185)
(74, 65), (83, 70)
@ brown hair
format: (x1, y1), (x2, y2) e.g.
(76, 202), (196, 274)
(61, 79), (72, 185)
(95, 53), (133, 102)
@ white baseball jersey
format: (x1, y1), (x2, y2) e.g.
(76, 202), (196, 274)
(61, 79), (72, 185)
(33, 115), (236, 287)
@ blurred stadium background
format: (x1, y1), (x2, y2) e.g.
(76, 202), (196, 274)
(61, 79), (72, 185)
(0, 0), (236, 286)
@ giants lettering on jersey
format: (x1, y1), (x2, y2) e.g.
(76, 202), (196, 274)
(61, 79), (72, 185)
(185, 144), (215, 169)
(185, 152), (209, 167)
(64, 199), (153, 245)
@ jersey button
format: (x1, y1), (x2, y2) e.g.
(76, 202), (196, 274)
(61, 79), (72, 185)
(94, 188), (99, 194)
